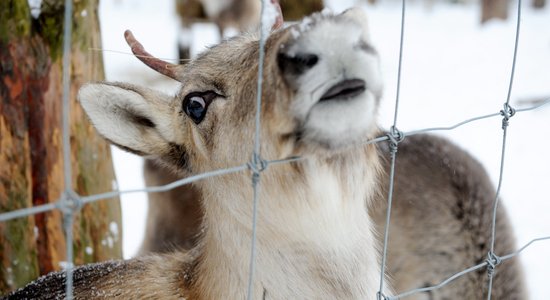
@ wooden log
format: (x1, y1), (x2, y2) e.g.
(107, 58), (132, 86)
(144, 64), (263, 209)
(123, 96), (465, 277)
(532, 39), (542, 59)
(0, 0), (122, 293)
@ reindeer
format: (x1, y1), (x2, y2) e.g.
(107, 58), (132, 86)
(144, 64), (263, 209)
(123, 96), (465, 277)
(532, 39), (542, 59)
(176, 0), (265, 60)
(146, 0), (325, 255)
(175, 0), (322, 59)
(5, 8), (525, 299)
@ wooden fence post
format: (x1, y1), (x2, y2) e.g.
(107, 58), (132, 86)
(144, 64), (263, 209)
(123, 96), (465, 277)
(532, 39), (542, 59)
(0, 0), (122, 293)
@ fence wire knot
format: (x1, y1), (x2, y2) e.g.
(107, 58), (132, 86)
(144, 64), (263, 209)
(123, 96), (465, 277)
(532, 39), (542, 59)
(377, 291), (390, 300)
(248, 153), (268, 184)
(387, 126), (405, 153)
(486, 251), (502, 277)
(500, 103), (516, 129)
(57, 190), (83, 216)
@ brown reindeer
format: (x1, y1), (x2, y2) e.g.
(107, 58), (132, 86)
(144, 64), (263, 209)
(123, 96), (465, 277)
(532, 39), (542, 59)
(5, 8), (524, 299)
(175, 0), (322, 59)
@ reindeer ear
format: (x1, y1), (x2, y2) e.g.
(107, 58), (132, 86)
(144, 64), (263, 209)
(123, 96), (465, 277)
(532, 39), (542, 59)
(78, 82), (175, 156)
(341, 8), (371, 39)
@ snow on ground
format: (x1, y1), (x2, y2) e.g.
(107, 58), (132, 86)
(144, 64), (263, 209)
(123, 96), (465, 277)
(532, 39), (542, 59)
(99, 0), (549, 298)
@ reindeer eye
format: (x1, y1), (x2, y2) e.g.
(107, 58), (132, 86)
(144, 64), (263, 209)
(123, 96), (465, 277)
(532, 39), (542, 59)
(185, 96), (207, 123)
(183, 91), (221, 124)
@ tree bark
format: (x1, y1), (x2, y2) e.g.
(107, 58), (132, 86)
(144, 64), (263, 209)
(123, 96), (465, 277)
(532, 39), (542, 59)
(481, 0), (509, 24)
(0, 0), (122, 293)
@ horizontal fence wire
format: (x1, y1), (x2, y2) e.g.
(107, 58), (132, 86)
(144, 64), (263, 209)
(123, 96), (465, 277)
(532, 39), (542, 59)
(391, 236), (550, 299)
(1, 96), (547, 215)
(0, 0), (549, 299)
(1, 97), (546, 223)
(0, 98), (546, 297)
(0, 164), (249, 222)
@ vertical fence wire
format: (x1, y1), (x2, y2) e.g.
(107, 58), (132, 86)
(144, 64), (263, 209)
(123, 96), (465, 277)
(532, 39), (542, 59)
(378, 0), (407, 297)
(61, 0), (75, 298)
(377, 144), (398, 299)
(246, 1), (270, 299)
(486, 0), (522, 298)
(391, 0), (407, 127)
(63, 213), (75, 300)
(62, 0), (73, 192)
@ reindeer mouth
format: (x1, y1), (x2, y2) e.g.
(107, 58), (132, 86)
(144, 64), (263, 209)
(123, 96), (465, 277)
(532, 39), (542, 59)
(319, 79), (366, 102)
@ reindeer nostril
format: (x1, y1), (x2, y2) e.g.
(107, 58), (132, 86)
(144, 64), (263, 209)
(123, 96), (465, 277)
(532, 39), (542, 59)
(277, 52), (319, 75)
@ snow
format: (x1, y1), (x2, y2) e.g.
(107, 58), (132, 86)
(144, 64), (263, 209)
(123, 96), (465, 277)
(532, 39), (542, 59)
(27, 0), (42, 19)
(98, 0), (550, 298)
(109, 221), (119, 239)
(261, 0), (280, 35)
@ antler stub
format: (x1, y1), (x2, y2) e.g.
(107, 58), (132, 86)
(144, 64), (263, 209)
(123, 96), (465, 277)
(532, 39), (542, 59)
(124, 30), (180, 81)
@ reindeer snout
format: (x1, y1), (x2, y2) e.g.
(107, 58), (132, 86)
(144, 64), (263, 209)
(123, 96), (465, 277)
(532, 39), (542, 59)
(277, 52), (319, 76)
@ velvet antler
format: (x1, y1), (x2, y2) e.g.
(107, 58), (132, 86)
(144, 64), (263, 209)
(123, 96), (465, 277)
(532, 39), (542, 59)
(124, 30), (180, 81)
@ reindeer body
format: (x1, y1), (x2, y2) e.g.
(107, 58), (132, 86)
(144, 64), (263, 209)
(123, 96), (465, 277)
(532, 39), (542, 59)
(4, 8), (525, 300)
(375, 135), (524, 299)
(177, 0), (263, 35)
(139, 159), (203, 254)
(175, 0), (320, 59)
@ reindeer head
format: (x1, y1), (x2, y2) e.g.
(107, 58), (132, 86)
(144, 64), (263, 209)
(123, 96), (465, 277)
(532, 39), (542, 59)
(79, 8), (383, 174)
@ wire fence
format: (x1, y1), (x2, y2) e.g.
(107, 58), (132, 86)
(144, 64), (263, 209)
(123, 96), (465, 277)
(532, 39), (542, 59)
(1, 0), (549, 299)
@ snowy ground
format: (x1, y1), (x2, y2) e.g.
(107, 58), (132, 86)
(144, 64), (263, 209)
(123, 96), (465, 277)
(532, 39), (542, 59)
(98, 0), (549, 298)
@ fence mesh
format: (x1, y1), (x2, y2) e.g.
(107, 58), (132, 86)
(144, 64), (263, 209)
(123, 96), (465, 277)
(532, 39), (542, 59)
(1, 0), (549, 299)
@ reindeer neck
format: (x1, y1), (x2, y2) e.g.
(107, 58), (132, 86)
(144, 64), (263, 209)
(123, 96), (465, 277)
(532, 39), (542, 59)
(190, 145), (386, 299)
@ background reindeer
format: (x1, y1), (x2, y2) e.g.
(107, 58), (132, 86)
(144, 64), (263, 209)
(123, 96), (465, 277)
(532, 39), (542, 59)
(5, 7), (525, 299)
(175, 0), (323, 59)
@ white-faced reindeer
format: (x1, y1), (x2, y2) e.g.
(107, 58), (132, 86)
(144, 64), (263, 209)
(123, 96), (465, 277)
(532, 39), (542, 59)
(6, 8), (524, 299)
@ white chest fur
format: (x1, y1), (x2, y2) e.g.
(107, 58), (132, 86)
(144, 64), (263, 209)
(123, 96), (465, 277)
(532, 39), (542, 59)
(199, 155), (386, 299)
